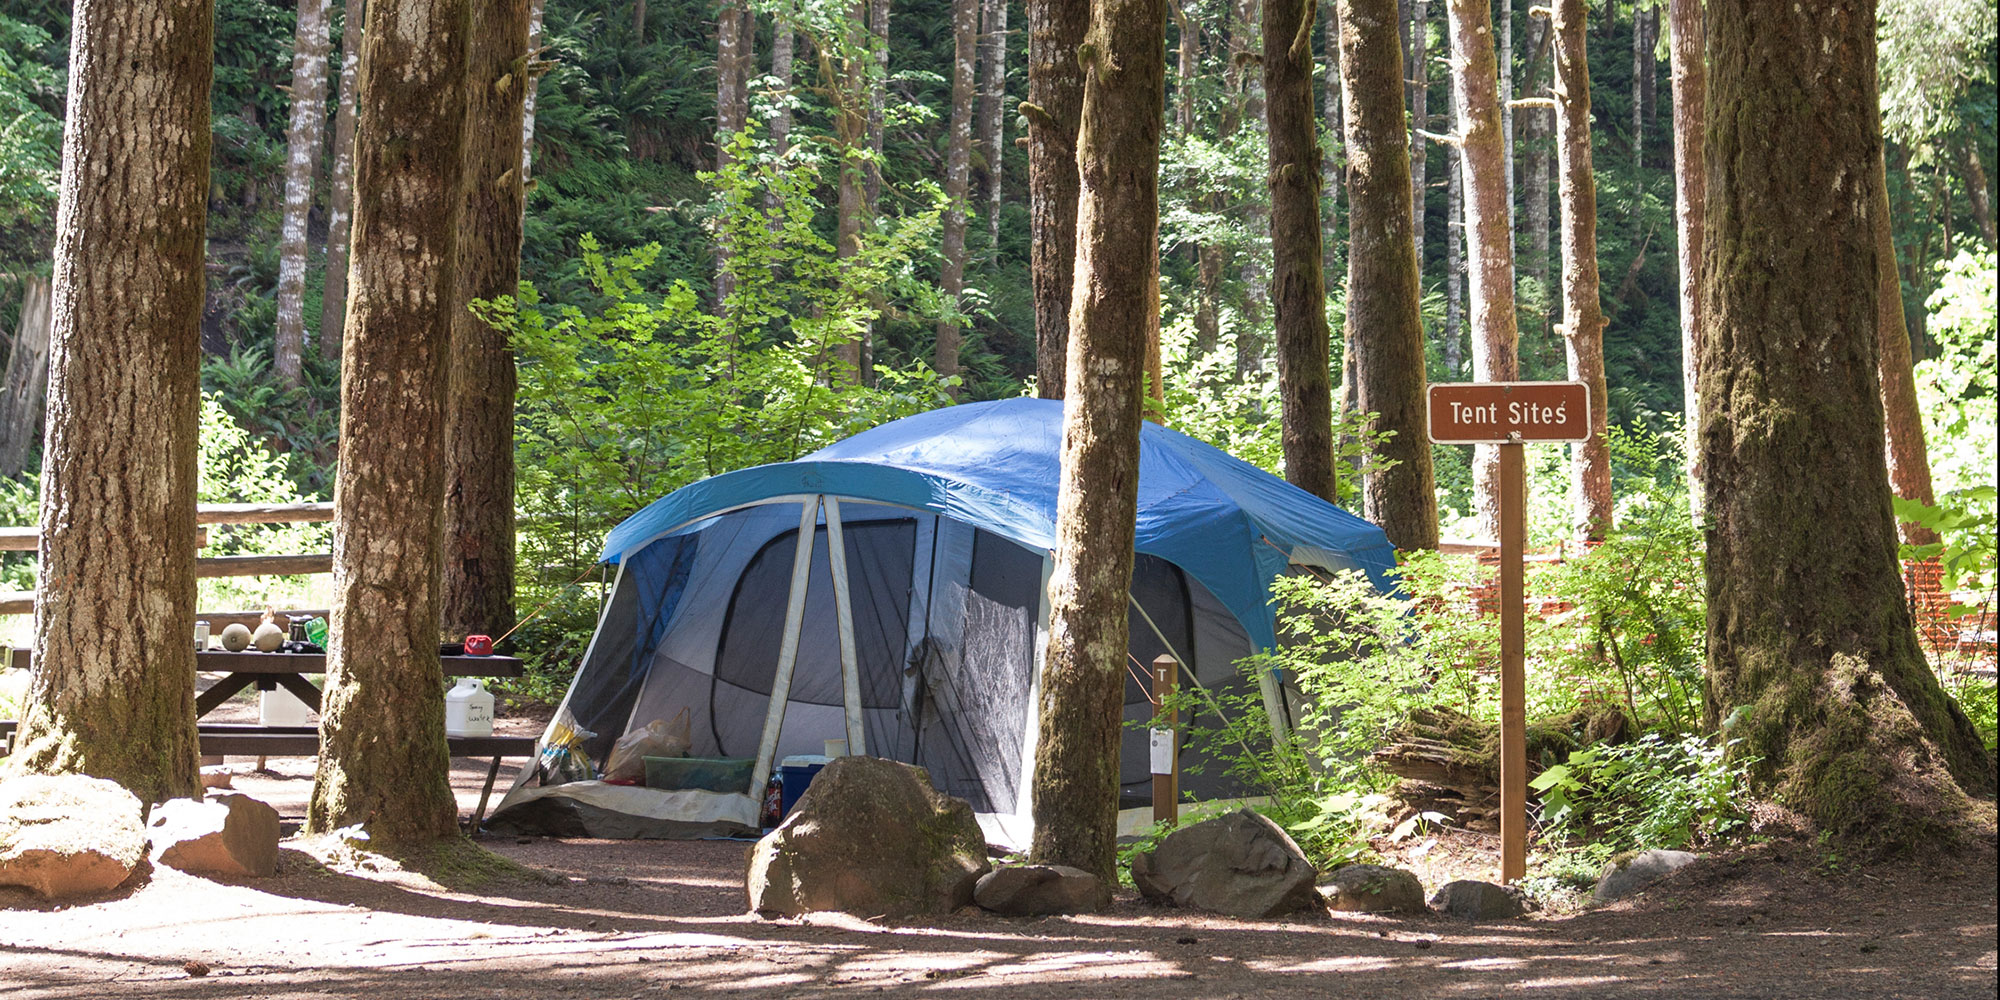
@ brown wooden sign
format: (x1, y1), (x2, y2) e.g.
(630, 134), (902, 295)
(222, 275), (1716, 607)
(1427, 381), (1592, 444)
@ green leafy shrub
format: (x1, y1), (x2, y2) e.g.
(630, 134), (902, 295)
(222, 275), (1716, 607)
(1528, 732), (1758, 852)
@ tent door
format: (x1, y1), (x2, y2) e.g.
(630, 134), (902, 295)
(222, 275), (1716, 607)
(749, 497), (822, 795)
(822, 495), (867, 755)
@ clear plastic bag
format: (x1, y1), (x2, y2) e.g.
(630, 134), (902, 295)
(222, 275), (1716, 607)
(536, 716), (598, 786)
(603, 708), (693, 782)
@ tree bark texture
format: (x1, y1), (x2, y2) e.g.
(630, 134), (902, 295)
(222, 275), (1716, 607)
(1667, 0), (1703, 514)
(1547, 0), (1608, 541)
(1699, 0), (1995, 843)
(833, 11), (868, 380)
(1339, 0), (1439, 550)
(522, 0), (543, 177)
(713, 1), (747, 310)
(936, 0), (979, 385)
(866, 0), (891, 209)
(1267, 0), (1334, 502)
(275, 0), (331, 386)
(1448, 0), (1518, 541)
(307, 0), (474, 846)
(0, 276), (52, 477)
(1407, 0), (1428, 268)
(1233, 0), (1270, 380)
(1870, 152), (1937, 546)
(770, 22), (795, 160)
(1443, 88), (1462, 376)
(980, 0), (1009, 256)
(441, 0), (529, 639)
(321, 0), (365, 359)
(1498, 0), (1512, 241)
(1322, 2), (1342, 274)
(1521, 15), (1552, 355)
(1026, 0), (1085, 399)
(15, 0), (211, 805)
(1031, 0), (1163, 883)
(1957, 138), (1996, 248)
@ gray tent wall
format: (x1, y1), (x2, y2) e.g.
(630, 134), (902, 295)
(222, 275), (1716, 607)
(490, 492), (1262, 846)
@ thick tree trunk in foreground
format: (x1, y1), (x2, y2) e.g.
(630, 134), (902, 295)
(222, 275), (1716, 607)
(936, 0), (978, 386)
(1667, 0), (1703, 515)
(321, 0), (365, 359)
(308, 0), (473, 846)
(1700, 0), (1994, 845)
(0, 276), (52, 477)
(1448, 0), (1518, 541)
(441, 0), (529, 639)
(1267, 0), (1334, 501)
(1026, 0), (1085, 398)
(980, 0), (1009, 256)
(1871, 153), (1937, 546)
(1547, 0), (1608, 541)
(1340, 0), (1438, 550)
(14, 0), (211, 804)
(1031, 0), (1162, 883)
(276, 0), (331, 386)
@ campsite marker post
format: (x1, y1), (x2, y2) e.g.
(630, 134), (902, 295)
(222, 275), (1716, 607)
(1428, 381), (1592, 884)
(1150, 655), (1179, 824)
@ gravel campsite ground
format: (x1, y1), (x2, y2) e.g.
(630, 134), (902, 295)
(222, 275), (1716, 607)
(2, 741), (1994, 1000)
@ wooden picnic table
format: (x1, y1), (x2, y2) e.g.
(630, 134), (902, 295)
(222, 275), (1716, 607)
(192, 649), (524, 718)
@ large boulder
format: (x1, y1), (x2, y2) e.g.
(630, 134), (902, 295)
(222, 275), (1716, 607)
(745, 756), (989, 918)
(974, 864), (1110, 916)
(1128, 808), (1321, 919)
(1319, 863), (1428, 915)
(1592, 849), (1699, 904)
(1429, 879), (1527, 920)
(149, 794), (281, 878)
(0, 774), (147, 900)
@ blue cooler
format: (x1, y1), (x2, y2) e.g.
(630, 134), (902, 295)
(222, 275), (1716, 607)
(778, 754), (832, 817)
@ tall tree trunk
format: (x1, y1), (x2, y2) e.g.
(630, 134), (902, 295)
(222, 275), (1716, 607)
(1323, 1), (1342, 276)
(1174, 1), (1198, 135)
(1521, 14), (1552, 359)
(1667, 0), (1703, 514)
(1026, 0), (1086, 398)
(1872, 153), (1937, 546)
(714, 2), (747, 310)
(936, 0), (978, 386)
(1699, 0), (1994, 841)
(980, 0), (1010, 257)
(1498, 0), (1512, 256)
(770, 22), (795, 159)
(833, 13), (868, 380)
(1448, 0), (1518, 541)
(0, 276), (52, 477)
(1638, 4), (1656, 163)
(1957, 137), (1997, 249)
(1268, 0), (1334, 501)
(441, 0), (529, 640)
(14, 0), (211, 805)
(1340, 0), (1438, 549)
(1443, 98), (1463, 376)
(866, 0), (890, 210)
(307, 0), (474, 847)
(1630, 0), (1645, 169)
(321, 0), (365, 359)
(522, 0), (544, 177)
(1234, 0), (1270, 381)
(275, 0), (331, 386)
(1407, 0), (1428, 268)
(1030, 0), (1163, 883)
(1547, 0), (1608, 541)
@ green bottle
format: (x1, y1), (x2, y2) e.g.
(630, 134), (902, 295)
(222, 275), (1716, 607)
(304, 616), (328, 647)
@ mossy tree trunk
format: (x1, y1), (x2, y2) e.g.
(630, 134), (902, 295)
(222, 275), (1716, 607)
(1030, 0), (1163, 883)
(13, 0), (212, 806)
(1338, 0), (1438, 550)
(1267, 0), (1335, 502)
(1548, 0), (1609, 541)
(307, 0), (474, 847)
(441, 0), (530, 639)
(1699, 0), (1995, 846)
(1025, 0), (1086, 398)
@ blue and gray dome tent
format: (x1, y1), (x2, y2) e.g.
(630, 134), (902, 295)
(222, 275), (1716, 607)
(489, 397), (1397, 844)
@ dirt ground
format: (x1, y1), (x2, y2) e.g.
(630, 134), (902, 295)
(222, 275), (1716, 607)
(1, 690), (1995, 998)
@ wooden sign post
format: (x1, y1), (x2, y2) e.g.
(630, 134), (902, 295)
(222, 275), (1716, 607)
(1150, 654), (1179, 825)
(1428, 381), (1591, 884)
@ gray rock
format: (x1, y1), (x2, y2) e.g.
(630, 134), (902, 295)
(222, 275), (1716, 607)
(745, 756), (989, 918)
(0, 774), (146, 900)
(1128, 808), (1321, 918)
(1320, 864), (1428, 915)
(1429, 879), (1527, 920)
(974, 864), (1110, 916)
(1592, 849), (1700, 904)
(149, 794), (281, 878)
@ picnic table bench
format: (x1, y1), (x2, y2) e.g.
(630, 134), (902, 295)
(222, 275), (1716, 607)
(0, 649), (539, 828)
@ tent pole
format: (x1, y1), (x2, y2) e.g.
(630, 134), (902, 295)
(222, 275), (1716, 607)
(822, 495), (868, 756)
(749, 496), (822, 796)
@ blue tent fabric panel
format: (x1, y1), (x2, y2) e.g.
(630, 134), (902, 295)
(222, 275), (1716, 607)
(599, 398), (1398, 650)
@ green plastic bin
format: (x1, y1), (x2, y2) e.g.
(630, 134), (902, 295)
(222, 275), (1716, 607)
(643, 755), (756, 793)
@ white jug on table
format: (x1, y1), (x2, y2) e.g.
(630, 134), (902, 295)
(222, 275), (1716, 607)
(445, 678), (494, 737)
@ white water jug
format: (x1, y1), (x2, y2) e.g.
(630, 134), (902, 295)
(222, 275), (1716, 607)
(444, 678), (495, 737)
(259, 685), (314, 727)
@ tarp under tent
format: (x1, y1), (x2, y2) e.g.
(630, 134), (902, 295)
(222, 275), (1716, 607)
(487, 397), (1398, 846)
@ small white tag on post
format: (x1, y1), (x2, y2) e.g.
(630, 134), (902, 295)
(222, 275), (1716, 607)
(1149, 727), (1175, 775)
